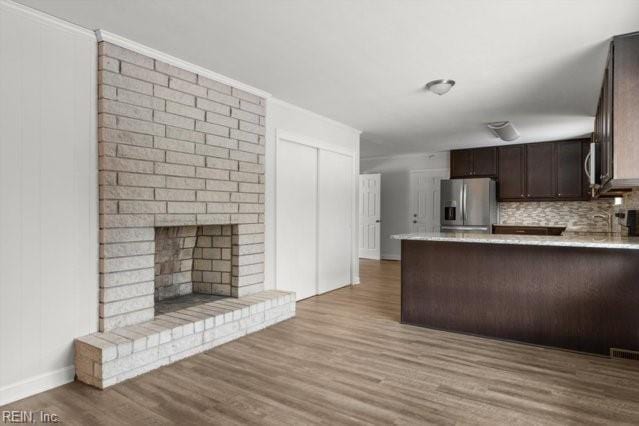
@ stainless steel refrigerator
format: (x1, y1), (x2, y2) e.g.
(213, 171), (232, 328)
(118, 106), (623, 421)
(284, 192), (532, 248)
(440, 178), (497, 233)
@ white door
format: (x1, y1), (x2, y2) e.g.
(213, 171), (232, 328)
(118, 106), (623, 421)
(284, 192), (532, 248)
(318, 150), (352, 293)
(358, 174), (381, 259)
(410, 170), (449, 233)
(276, 139), (318, 300)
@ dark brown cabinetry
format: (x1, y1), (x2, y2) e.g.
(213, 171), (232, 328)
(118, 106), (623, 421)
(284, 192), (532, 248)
(450, 147), (497, 178)
(497, 145), (525, 199)
(497, 140), (589, 202)
(593, 32), (639, 192)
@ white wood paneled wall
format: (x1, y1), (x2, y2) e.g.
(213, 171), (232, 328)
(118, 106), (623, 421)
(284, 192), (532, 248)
(0, 0), (98, 405)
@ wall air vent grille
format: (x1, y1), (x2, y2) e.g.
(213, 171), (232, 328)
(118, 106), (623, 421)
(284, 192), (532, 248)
(610, 348), (639, 361)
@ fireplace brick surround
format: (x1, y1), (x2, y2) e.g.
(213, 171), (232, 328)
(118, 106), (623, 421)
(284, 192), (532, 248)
(74, 40), (295, 389)
(97, 41), (268, 331)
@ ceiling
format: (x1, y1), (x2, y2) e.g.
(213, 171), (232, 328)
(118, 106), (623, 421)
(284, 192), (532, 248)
(15, 0), (639, 158)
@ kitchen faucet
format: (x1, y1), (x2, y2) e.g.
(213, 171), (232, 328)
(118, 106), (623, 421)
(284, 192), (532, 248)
(592, 213), (613, 233)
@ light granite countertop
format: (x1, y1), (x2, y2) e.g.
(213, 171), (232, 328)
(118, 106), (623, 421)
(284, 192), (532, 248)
(391, 232), (639, 250)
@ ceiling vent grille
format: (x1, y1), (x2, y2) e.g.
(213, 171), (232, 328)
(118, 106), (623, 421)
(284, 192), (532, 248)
(610, 348), (639, 361)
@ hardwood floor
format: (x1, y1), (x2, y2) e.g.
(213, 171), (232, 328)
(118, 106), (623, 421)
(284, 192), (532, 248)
(3, 259), (639, 424)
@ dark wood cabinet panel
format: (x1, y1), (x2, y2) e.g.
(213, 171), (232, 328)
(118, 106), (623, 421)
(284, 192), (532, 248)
(556, 140), (584, 199)
(450, 149), (473, 178)
(526, 143), (555, 198)
(472, 147), (498, 177)
(498, 145), (525, 200)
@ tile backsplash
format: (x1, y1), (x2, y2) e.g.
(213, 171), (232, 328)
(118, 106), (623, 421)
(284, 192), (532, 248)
(498, 199), (618, 233)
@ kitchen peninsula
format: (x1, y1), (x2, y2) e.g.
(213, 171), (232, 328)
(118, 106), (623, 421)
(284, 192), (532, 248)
(393, 232), (639, 355)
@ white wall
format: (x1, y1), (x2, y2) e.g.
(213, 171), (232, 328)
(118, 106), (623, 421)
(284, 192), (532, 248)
(0, 1), (98, 405)
(265, 99), (361, 293)
(360, 152), (449, 259)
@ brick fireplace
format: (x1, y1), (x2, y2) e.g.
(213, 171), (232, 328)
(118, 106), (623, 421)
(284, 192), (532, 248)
(75, 39), (294, 388)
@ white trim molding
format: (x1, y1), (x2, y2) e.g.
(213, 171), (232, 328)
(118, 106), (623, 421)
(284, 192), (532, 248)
(0, 0), (95, 38)
(96, 30), (271, 99)
(276, 129), (355, 158)
(0, 366), (75, 406)
(268, 98), (361, 135)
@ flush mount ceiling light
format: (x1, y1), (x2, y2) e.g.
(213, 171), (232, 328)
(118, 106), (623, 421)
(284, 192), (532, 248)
(425, 79), (455, 95)
(487, 121), (520, 141)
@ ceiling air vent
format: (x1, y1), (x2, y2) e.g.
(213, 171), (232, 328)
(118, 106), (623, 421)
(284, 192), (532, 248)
(487, 121), (520, 142)
(610, 348), (639, 361)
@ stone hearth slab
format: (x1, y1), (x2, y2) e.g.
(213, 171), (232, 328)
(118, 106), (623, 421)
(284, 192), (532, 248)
(75, 290), (295, 389)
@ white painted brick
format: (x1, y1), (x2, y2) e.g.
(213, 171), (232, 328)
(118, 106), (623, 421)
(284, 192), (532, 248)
(99, 56), (120, 72)
(117, 88), (165, 111)
(239, 121), (265, 136)
(196, 97), (230, 115)
(154, 111), (194, 130)
(195, 143), (228, 159)
(206, 112), (238, 128)
(117, 144), (165, 162)
(166, 176), (205, 190)
(230, 171), (258, 183)
(101, 128), (153, 148)
(155, 214), (197, 227)
(119, 200), (166, 214)
(234, 223), (264, 234)
(166, 126), (205, 143)
(100, 71), (153, 95)
(239, 162), (264, 174)
(230, 192), (258, 203)
(169, 77), (207, 97)
(99, 113), (117, 128)
(207, 203), (238, 213)
(239, 182), (264, 193)
(195, 167), (229, 180)
(100, 295), (154, 317)
(196, 120), (230, 137)
(100, 281), (154, 303)
(167, 202), (206, 214)
(206, 180), (238, 192)
(234, 252), (264, 266)
(154, 162), (195, 177)
(100, 227), (154, 244)
(231, 213), (258, 224)
(99, 85), (117, 100)
(117, 172), (166, 188)
(206, 157), (238, 170)
(102, 157), (154, 174)
(232, 263), (264, 276)
(154, 136), (195, 154)
(121, 62), (168, 86)
(197, 214), (231, 225)
(239, 203), (264, 213)
(117, 116), (165, 136)
(206, 88), (239, 107)
(230, 128), (258, 143)
(155, 188), (195, 201)
(196, 191), (230, 202)
(231, 108), (259, 124)
(206, 134), (238, 150)
(198, 75), (232, 94)
(99, 142), (117, 157)
(100, 214), (154, 229)
(166, 101), (205, 121)
(154, 85), (195, 106)
(101, 241), (154, 258)
(100, 185), (153, 200)
(239, 99), (265, 116)
(100, 309), (155, 332)
(155, 60), (197, 83)
(239, 141), (265, 155)
(166, 151), (205, 167)
(100, 42), (154, 69)
(232, 87), (262, 105)
(102, 254), (154, 273)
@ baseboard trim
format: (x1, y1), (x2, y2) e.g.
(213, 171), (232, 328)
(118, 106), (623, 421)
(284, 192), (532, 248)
(381, 253), (401, 261)
(0, 366), (75, 406)
(352, 276), (361, 285)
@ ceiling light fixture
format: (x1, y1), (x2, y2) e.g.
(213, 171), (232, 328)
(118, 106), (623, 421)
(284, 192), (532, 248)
(425, 79), (455, 96)
(487, 121), (520, 141)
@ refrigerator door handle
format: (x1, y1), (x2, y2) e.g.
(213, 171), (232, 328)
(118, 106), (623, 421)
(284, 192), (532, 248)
(462, 184), (468, 222)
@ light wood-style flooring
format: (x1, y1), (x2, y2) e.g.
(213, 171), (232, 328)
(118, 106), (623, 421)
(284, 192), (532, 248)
(3, 259), (639, 424)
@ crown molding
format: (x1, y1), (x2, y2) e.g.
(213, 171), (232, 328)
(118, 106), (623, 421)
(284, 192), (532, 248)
(0, 0), (95, 38)
(268, 98), (361, 135)
(360, 151), (447, 161)
(96, 29), (271, 99)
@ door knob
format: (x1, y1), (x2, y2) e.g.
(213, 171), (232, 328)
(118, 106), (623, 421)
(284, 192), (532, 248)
(412, 220), (417, 224)
(376, 220), (381, 223)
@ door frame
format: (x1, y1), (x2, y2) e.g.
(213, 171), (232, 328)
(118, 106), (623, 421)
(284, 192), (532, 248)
(409, 168), (449, 233)
(274, 129), (355, 299)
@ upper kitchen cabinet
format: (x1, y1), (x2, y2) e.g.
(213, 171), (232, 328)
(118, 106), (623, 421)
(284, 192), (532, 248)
(450, 147), (497, 178)
(498, 140), (589, 202)
(498, 145), (526, 200)
(594, 32), (639, 192)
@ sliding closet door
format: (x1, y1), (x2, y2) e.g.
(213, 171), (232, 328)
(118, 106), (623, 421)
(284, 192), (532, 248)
(318, 150), (352, 293)
(276, 139), (318, 300)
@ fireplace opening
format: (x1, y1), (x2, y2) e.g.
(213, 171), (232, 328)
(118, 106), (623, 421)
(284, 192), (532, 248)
(154, 225), (232, 315)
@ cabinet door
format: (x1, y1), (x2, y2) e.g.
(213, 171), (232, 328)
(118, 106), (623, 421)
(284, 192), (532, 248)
(600, 55), (613, 185)
(450, 149), (473, 178)
(526, 143), (555, 199)
(498, 145), (525, 200)
(556, 140), (584, 199)
(472, 147), (498, 177)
